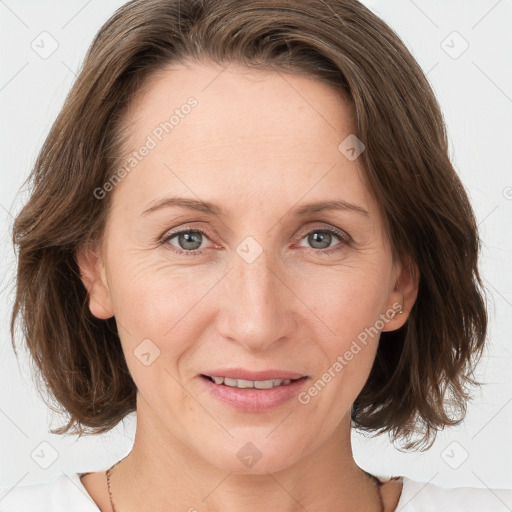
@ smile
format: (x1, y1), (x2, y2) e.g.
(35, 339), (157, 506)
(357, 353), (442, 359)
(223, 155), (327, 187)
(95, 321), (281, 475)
(199, 374), (309, 412)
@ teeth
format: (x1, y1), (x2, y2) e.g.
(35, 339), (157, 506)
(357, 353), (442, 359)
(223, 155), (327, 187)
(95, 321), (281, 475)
(210, 376), (293, 389)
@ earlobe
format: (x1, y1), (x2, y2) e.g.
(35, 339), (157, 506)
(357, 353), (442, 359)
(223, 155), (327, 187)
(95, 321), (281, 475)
(382, 258), (420, 331)
(76, 242), (115, 319)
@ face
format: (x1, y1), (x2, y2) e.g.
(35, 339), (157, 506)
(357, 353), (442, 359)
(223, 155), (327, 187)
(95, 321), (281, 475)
(79, 62), (416, 474)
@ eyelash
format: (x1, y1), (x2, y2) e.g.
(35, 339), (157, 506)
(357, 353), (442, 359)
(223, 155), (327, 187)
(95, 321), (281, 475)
(159, 225), (351, 257)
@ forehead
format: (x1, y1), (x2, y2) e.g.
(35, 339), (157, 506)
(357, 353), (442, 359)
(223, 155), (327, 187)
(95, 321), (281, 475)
(112, 61), (375, 218)
(124, 61), (356, 148)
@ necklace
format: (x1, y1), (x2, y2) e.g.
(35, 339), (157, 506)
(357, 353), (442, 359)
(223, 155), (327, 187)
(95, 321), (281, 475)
(105, 459), (384, 512)
(106, 454), (129, 512)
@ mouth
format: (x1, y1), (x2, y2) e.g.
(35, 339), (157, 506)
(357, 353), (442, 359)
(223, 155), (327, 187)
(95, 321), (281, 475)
(200, 374), (307, 389)
(199, 373), (310, 412)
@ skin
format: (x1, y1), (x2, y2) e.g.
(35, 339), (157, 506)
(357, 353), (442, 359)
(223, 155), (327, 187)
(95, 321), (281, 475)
(77, 61), (419, 512)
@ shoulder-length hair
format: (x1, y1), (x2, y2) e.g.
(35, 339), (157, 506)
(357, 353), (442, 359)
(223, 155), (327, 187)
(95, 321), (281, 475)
(10, 0), (487, 451)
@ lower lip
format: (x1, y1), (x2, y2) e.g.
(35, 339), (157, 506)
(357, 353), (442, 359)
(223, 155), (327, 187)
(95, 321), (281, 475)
(199, 375), (309, 412)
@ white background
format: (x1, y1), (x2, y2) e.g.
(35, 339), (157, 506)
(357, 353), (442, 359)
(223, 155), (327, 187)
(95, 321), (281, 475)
(1, 0), (511, 493)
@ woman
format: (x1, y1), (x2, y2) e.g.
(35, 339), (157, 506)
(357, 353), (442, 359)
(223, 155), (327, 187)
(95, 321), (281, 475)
(2, 0), (510, 511)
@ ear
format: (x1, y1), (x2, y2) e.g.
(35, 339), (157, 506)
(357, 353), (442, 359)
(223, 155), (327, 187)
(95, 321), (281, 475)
(382, 257), (419, 332)
(76, 242), (115, 319)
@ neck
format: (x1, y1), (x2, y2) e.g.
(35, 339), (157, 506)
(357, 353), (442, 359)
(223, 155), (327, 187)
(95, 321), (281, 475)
(109, 395), (383, 512)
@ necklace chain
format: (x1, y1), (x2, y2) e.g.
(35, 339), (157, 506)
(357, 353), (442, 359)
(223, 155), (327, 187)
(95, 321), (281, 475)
(106, 459), (384, 512)
(106, 454), (129, 512)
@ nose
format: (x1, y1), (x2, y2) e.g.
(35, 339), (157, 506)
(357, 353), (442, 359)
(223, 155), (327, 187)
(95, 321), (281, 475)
(214, 247), (297, 352)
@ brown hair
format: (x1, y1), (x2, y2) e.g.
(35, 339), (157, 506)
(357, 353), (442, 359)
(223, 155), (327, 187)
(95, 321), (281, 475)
(10, 0), (488, 450)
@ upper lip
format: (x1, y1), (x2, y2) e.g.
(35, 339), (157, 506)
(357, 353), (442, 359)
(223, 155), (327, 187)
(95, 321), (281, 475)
(201, 368), (307, 381)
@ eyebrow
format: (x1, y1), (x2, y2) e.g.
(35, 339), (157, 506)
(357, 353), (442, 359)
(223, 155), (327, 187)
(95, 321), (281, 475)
(141, 196), (369, 217)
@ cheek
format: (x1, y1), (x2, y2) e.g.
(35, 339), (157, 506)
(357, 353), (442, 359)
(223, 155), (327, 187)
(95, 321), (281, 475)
(291, 260), (389, 399)
(106, 249), (222, 361)
(296, 271), (385, 420)
(293, 259), (390, 339)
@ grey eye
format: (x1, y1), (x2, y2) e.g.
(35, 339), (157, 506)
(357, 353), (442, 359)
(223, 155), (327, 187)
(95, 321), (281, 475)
(167, 230), (206, 251)
(306, 231), (335, 249)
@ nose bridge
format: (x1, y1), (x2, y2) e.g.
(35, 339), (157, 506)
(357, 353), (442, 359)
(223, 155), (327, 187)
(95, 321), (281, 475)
(216, 240), (292, 350)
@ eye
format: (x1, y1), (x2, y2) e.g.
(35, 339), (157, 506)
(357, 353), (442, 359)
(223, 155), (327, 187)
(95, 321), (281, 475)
(296, 226), (350, 255)
(161, 228), (214, 256)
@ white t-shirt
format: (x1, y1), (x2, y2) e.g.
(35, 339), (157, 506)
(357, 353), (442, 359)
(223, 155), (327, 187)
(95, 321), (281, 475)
(1, 472), (511, 511)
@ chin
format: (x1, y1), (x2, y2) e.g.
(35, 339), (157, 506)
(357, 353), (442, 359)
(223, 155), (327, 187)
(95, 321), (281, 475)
(200, 432), (311, 475)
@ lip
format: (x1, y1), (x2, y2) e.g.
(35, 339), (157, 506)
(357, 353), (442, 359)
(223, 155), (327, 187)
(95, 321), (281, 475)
(199, 374), (310, 412)
(201, 368), (307, 381)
